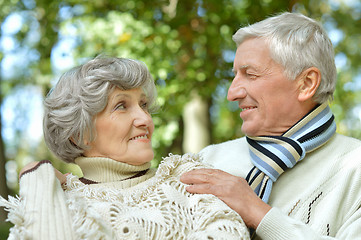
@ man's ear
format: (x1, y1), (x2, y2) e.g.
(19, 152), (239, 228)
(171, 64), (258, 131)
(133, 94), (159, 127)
(297, 67), (321, 102)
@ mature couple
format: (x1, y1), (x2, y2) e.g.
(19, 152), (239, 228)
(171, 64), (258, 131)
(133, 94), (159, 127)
(1, 12), (361, 239)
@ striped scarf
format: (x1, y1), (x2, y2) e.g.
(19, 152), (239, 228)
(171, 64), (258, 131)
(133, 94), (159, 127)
(245, 103), (336, 203)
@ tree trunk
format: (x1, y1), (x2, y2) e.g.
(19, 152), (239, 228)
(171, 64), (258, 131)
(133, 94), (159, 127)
(182, 92), (210, 153)
(0, 76), (9, 222)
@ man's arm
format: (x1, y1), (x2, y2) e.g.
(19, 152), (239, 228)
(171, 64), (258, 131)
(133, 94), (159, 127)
(255, 207), (361, 240)
(181, 168), (361, 240)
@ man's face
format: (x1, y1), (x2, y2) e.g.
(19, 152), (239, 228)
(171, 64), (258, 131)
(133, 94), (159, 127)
(228, 37), (302, 136)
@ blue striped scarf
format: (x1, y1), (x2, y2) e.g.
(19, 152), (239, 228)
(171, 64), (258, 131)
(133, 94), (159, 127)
(245, 103), (336, 203)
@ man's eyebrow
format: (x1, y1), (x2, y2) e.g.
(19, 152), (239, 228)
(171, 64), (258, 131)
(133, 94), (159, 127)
(232, 65), (249, 73)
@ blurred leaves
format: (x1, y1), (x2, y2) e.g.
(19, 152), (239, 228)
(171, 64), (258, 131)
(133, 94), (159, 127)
(0, 0), (360, 188)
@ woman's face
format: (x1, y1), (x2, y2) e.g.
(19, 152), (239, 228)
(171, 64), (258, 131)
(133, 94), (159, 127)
(84, 88), (154, 165)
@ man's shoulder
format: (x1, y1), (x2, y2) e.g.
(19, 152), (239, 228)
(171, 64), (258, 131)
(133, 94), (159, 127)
(333, 133), (361, 145)
(198, 137), (252, 176)
(329, 133), (361, 154)
(334, 134), (361, 163)
(309, 133), (361, 172)
(200, 137), (247, 154)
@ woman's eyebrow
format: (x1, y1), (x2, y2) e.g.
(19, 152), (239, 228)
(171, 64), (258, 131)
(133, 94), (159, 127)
(111, 93), (148, 104)
(110, 93), (131, 103)
(114, 93), (131, 99)
(107, 93), (131, 109)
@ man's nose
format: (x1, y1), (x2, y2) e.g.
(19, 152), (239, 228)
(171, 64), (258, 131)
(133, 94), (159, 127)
(227, 78), (247, 101)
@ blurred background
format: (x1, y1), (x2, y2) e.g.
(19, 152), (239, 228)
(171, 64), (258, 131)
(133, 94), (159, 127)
(0, 0), (360, 237)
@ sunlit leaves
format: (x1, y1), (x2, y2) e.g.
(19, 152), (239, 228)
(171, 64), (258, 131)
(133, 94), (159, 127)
(1, 0), (360, 172)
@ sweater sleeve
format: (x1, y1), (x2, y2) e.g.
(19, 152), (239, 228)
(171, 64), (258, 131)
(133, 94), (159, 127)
(13, 160), (76, 239)
(257, 207), (361, 240)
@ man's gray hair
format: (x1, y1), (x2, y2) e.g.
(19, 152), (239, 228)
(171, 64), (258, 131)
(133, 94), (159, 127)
(43, 56), (157, 163)
(232, 12), (336, 103)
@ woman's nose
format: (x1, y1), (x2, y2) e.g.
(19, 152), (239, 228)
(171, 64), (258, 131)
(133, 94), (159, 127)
(227, 78), (247, 101)
(133, 108), (153, 127)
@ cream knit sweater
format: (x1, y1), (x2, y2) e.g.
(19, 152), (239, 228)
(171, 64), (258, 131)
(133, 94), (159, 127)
(200, 133), (361, 240)
(1, 154), (250, 240)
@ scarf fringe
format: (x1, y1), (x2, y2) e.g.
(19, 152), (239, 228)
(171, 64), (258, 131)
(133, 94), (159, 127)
(0, 195), (30, 240)
(65, 193), (115, 239)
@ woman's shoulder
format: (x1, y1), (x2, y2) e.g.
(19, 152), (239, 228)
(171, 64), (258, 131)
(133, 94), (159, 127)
(156, 153), (210, 178)
(62, 154), (204, 204)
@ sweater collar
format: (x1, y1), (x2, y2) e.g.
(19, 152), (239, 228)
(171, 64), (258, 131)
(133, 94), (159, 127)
(75, 156), (151, 183)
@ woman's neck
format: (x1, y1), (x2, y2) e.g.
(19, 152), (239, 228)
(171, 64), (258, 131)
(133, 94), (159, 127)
(75, 156), (151, 183)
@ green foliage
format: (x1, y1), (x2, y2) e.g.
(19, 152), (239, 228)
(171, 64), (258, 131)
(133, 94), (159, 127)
(0, 0), (360, 186)
(53, 0), (293, 164)
(0, 222), (12, 239)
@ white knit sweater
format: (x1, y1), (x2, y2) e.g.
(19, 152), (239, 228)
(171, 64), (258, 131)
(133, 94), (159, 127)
(200, 133), (361, 240)
(1, 153), (250, 240)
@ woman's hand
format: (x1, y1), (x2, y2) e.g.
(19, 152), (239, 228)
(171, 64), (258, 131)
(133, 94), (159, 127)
(19, 161), (69, 185)
(180, 168), (271, 229)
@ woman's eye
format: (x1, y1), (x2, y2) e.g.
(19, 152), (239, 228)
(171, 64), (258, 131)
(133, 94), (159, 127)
(141, 102), (149, 110)
(115, 103), (126, 110)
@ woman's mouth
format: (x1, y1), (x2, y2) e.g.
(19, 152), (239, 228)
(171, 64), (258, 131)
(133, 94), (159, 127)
(130, 135), (148, 140)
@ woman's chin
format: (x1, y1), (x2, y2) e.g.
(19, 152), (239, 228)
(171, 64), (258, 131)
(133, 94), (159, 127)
(131, 152), (154, 166)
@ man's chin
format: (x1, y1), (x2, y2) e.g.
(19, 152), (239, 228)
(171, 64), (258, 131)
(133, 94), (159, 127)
(241, 125), (260, 137)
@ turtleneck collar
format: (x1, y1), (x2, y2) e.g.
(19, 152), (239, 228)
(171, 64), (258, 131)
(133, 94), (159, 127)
(75, 156), (151, 183)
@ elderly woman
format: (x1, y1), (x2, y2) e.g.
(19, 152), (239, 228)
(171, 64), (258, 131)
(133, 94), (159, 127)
(1, 56), (249, 239)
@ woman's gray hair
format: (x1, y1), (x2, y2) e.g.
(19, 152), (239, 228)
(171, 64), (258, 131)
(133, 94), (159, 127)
(232, 12), (336, 103)
(43, 56), (157, 163)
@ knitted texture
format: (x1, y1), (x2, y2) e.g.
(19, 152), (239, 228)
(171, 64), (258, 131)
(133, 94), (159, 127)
(1, 153), (250, 240)
(200, 134), (361, 239)
(65, 154), (250, 239)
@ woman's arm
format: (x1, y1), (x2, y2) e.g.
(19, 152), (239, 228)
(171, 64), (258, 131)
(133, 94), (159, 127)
(20, 160), (68, 185)
(14, 160), (76, 239)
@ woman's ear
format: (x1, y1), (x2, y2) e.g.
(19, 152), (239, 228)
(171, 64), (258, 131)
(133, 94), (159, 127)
(70, 131), (92, 146)
(297, 67), (321, 102)
(70, 136), (89, 146)
(70, 137), (80, 146)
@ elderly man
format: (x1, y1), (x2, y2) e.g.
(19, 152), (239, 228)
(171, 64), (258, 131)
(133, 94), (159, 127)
(181, 12), (361, 239)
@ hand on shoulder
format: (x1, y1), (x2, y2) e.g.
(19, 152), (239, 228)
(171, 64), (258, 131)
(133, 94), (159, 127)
(181, 168), (271, 229)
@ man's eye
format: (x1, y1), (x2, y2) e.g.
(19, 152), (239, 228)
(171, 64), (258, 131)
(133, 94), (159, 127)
(246, 72), (257, 79)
